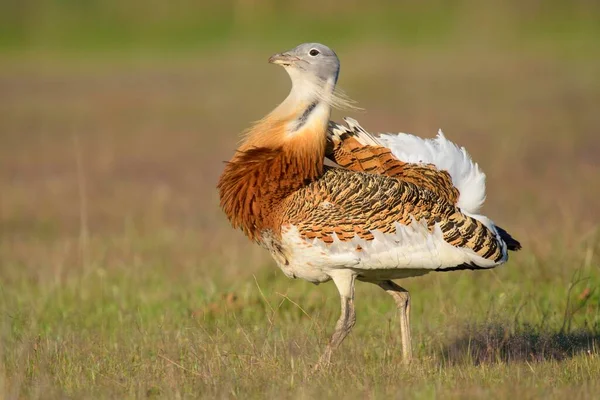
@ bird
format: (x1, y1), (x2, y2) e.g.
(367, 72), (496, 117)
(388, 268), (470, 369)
(217, 43), (521, 367)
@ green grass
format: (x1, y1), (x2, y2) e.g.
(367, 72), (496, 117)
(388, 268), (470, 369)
(2, 1), (600, 398)
(2, 231), (600, 398)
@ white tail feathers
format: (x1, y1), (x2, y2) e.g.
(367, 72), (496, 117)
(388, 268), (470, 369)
(378, 130), (486, 213)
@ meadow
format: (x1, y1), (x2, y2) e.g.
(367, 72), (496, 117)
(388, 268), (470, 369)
(1, 1), (600, 398)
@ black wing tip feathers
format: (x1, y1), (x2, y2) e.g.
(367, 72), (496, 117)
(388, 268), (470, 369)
(436, 262), (492, 272)
(495, 225), (522, 251)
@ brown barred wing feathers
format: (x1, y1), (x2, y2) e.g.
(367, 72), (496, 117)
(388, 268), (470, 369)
(327, 119), (460, 205)
(282, 168), (506, 269)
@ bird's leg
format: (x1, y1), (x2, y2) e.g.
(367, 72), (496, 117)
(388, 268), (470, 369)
(315, 270), (357, 369)
(378, 280), (412, 364)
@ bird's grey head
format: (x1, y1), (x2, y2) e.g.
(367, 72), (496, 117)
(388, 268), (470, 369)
(268, 43), (340, 85)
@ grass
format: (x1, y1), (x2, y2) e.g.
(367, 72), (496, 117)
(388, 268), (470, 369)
(2, 2), (600, 398)
(1, 231), (599, 398)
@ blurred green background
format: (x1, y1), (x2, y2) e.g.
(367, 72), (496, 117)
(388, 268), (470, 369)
(1, 0), (599, 56)
(2, 1), (600, 398)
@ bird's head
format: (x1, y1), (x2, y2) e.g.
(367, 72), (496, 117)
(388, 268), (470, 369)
(269, 43), (340, 89)
(268, 43), (357, 112)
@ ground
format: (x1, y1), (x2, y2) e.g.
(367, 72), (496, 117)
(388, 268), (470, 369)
(1, 3), (600, 398)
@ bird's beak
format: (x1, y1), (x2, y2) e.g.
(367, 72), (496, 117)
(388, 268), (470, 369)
(268, 52), (298, 66)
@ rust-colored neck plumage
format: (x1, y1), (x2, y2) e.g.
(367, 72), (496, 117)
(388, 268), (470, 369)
(218, 108), (328, 241)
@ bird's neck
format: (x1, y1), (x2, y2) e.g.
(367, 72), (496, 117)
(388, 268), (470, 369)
(239, 77), (335, 160)
(218, 82), (334, 240)
(273, 77), (335, 139)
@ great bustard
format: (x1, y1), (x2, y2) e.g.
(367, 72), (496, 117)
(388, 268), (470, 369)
(218, 43), (521, 366)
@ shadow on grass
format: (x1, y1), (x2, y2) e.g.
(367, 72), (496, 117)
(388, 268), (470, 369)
(442, 324), (600, 364)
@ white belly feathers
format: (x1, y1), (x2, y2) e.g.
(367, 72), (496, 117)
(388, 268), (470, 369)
(274, 220), (502, 284)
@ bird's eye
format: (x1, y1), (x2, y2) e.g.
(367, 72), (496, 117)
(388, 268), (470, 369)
(309, 49), (320, 57)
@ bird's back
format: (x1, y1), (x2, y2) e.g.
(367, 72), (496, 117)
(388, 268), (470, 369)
(268, 119), (520, 282)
